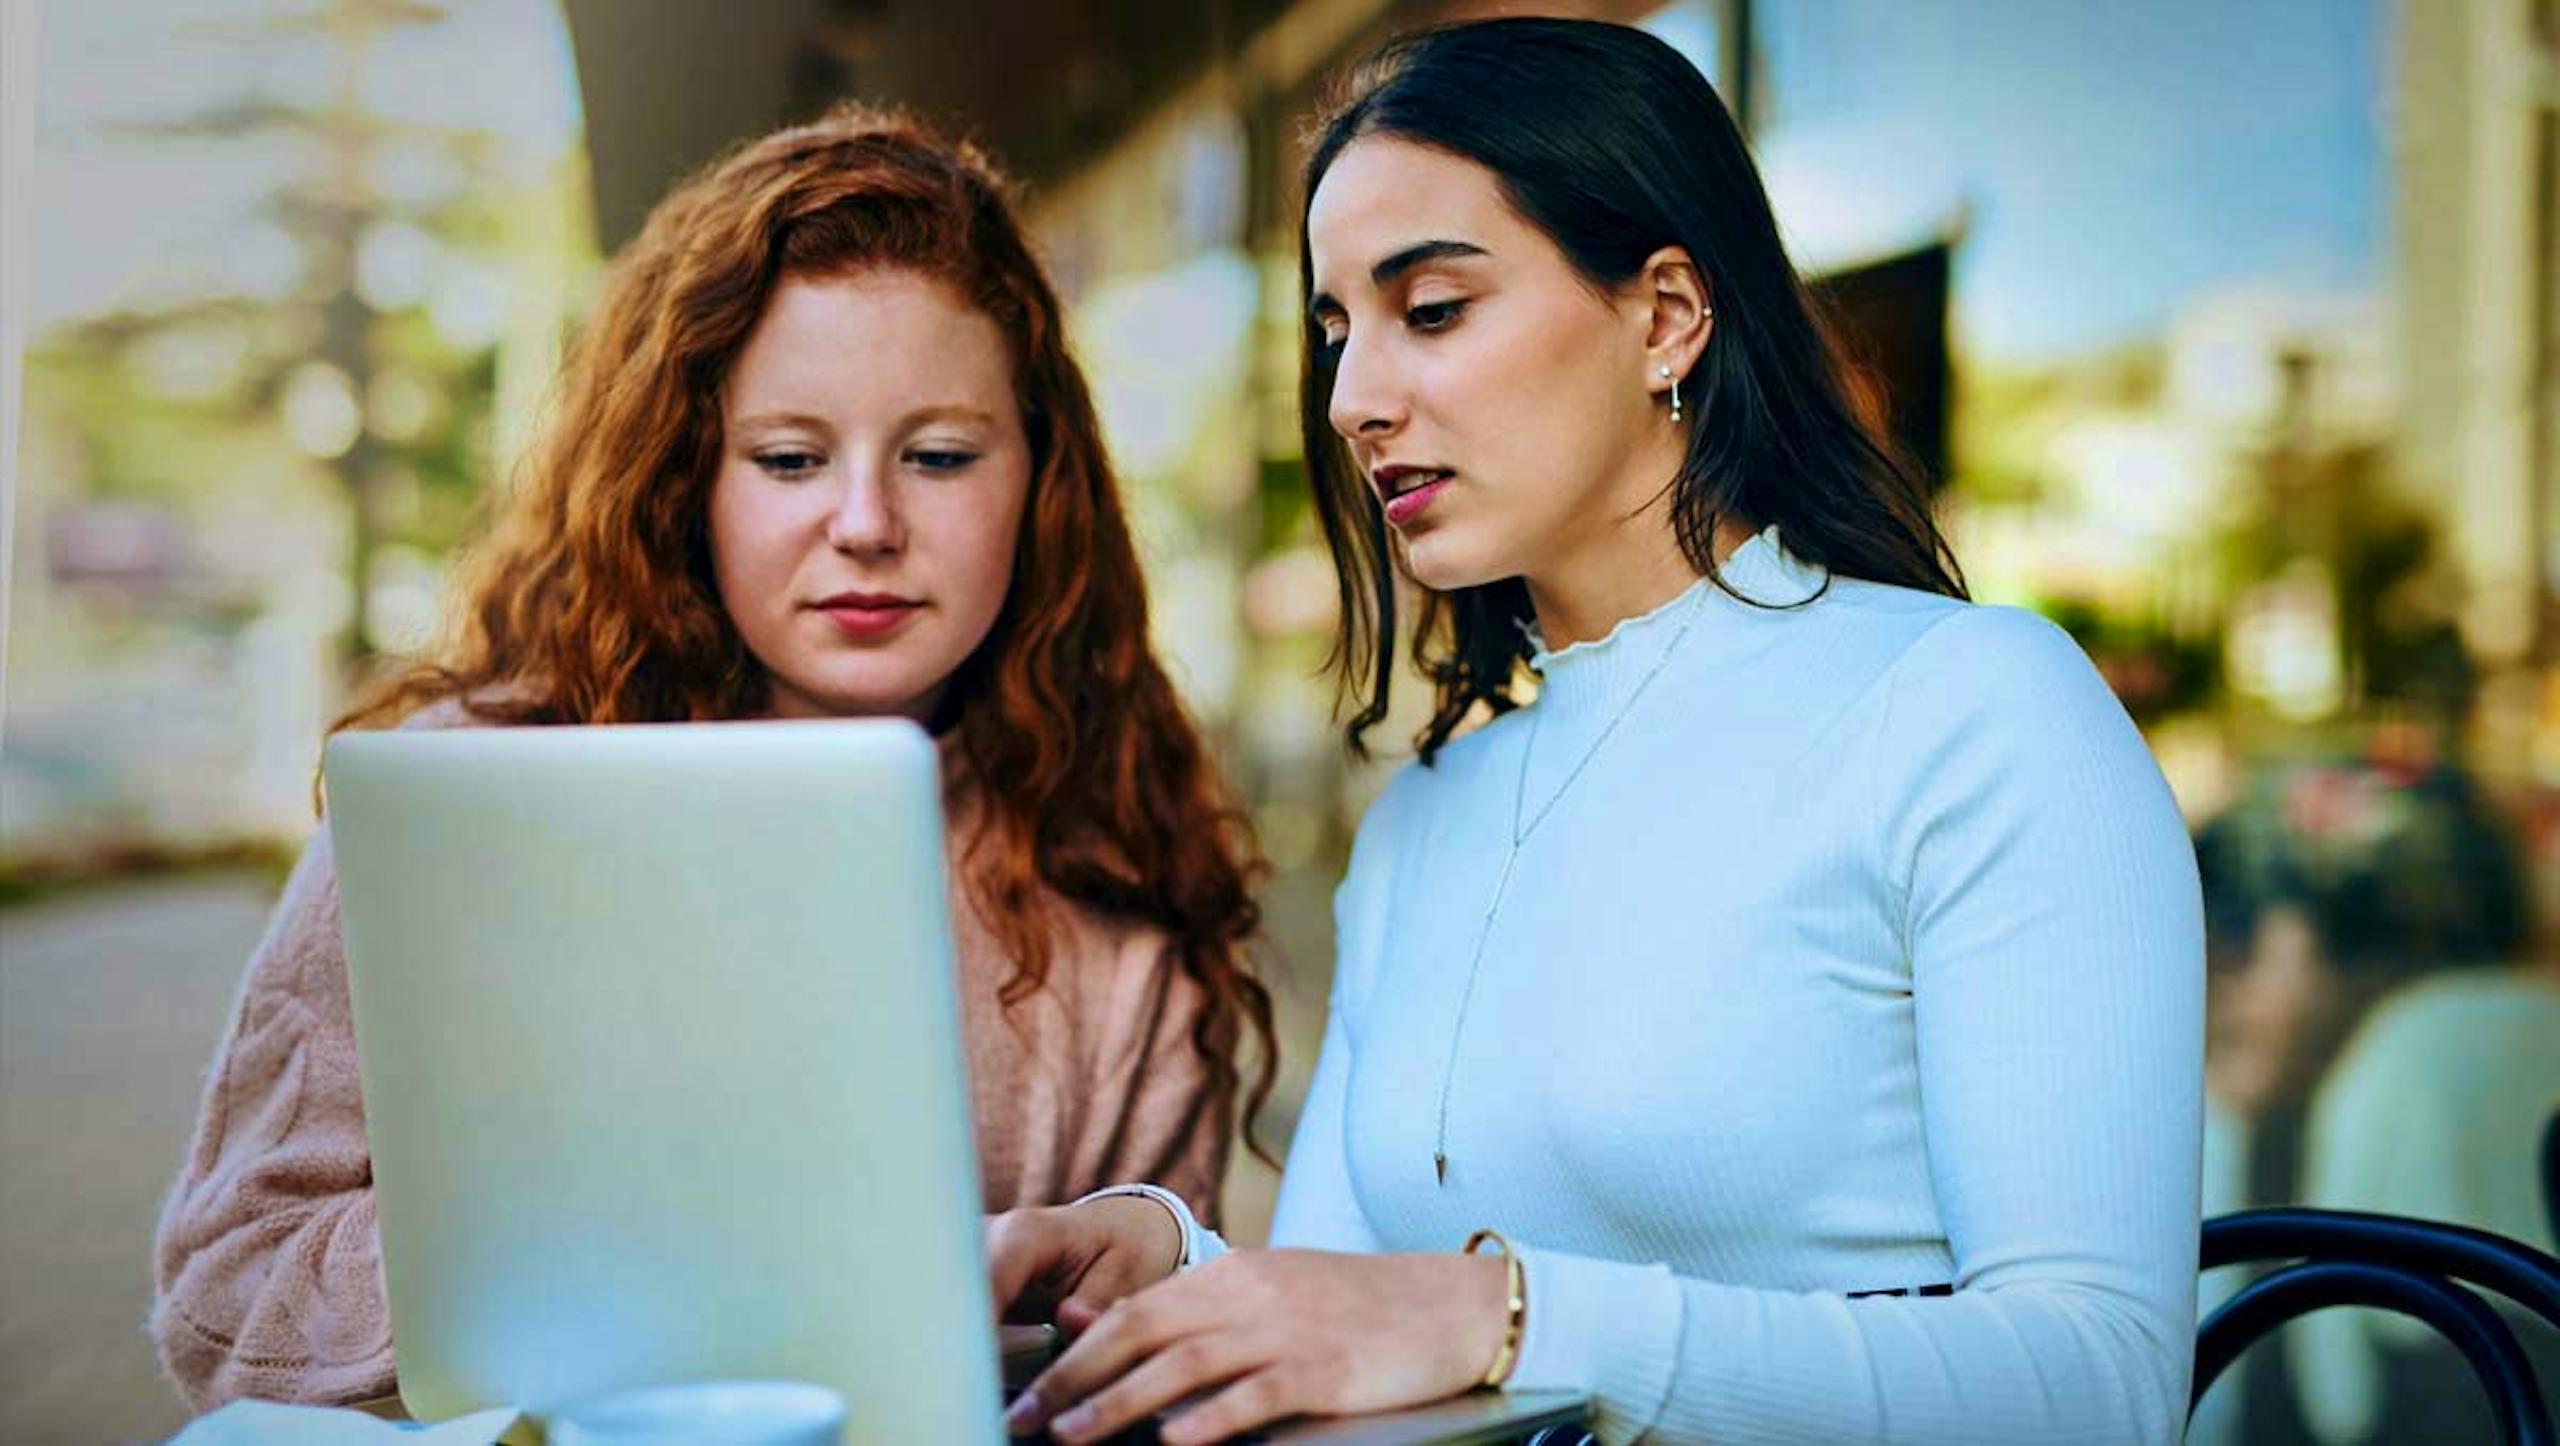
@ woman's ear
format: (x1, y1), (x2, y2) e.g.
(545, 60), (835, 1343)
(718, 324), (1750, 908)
(1636, 246), (1712, 393)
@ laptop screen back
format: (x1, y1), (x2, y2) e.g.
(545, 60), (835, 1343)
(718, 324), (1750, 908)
(324, 720), (1001, 1442)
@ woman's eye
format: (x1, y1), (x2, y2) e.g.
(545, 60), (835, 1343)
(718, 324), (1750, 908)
(755, 449), (824, 477)
(1407, 299), (1467, 331)
(908, 449), (980, 473)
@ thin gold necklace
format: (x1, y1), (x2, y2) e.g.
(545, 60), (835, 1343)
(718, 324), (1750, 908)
(1431, 583), (1711, 1186)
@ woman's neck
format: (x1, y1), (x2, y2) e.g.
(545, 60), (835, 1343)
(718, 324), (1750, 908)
(1525, 512), (1758, 652)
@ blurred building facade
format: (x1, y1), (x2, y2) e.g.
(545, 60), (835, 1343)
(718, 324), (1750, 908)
(2394, 0), (2560, 790)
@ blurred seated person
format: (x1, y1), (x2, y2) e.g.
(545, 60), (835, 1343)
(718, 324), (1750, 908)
(2191, 755), (2539, 1445)
(2197, 756), (2531, 1198)
(2290, 785), (2556, 1445)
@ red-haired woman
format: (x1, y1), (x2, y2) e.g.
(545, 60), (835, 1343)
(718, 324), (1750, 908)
(150, 105), (1274, 1412)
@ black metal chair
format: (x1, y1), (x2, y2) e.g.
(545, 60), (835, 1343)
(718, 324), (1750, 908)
(2194, 1207), (2560, 1446)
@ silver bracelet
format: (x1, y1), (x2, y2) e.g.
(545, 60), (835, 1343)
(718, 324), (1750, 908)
(1070, 1183), (1228, 1273)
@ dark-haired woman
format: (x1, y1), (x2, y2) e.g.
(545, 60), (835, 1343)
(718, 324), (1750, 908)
(990, 19), (2202, 1445)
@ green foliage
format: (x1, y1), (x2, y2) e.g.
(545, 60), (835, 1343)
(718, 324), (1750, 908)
(27, 0), (582, 661)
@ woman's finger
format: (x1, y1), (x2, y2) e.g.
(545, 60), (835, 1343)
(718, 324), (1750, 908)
(1008, 1278), (1205, 1433)
(984, 1212), (1044, 1319)
(988, 1208), (1093, 1324)
(1055, 1294), (1105, 1335)
(1157, 1365), (1303, 1446)
(1044, 1330), (1255, 1445)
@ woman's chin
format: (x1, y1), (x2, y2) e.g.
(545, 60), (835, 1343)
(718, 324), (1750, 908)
(764, 660), (947, 723)
(1400, 535), (1508, 595)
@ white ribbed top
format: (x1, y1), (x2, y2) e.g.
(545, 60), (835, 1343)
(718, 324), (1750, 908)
(1269, 527), (2206, 1444)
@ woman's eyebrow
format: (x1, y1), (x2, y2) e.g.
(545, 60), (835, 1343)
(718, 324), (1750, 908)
(729, 409), (832, 433)
(1311, 239), (1492, 318)
(899, 404), (1001, 429)
(1370, 238), (1489, 286)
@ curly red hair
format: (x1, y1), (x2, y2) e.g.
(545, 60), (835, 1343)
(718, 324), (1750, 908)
(340, 103), (1276, 1157)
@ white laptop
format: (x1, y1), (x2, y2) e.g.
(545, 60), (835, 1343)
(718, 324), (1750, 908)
(323, 720), (1588, 1445)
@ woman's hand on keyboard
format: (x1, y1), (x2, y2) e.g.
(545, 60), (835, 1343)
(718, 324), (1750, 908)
(1003, 1248), (1509, 1444)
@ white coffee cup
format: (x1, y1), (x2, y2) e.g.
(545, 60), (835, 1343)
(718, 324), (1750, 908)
(548, 1379), (847, 1446)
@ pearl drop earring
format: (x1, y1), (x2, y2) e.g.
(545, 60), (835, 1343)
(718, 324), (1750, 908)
(1659, 364), (1683, 423)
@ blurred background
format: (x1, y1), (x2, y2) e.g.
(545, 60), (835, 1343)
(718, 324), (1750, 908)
(2, 1), (2554, 1442)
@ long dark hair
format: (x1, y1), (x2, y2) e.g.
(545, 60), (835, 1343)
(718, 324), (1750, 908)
(1299, 17), (1967, 762)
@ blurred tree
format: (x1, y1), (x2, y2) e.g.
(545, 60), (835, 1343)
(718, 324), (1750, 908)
(33, 0), (543, 671)
(2222, 346), (2474, 738)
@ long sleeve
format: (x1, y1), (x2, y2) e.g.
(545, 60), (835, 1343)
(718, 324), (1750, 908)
(951, 828), (1240, 1224)
(1267, 1012), (1386, 1253)
(1086, 934), (1232, 1226)
(1503, 606), (2206, 1444)
(150, 825), (397, 1411)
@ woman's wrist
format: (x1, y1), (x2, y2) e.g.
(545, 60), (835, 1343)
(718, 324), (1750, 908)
(1459, 1230), (1526, 1388)
(1071, 1183), (1208, 1278)
(1076, 1195), (1184, 1282)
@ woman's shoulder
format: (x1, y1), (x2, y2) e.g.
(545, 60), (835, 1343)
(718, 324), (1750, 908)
(1876, 600), (2111, 717)
(391, 688), (525, 731)
(1869, 600), (2171, 832)
(394, 698), (479, 731)
(1341, 745), (1472, 858)
(1795, 572), (1976, 653)
(1824, 596), (2145, 817)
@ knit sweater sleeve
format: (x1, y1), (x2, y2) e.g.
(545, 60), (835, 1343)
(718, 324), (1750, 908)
(1504, 605), (2206, 1444)
(1085, 926), (1232, 1227)
(150, 823), (397, 1411)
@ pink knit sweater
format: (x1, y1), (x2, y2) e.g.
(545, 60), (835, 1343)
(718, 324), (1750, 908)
(149, 726), (1230, 1413)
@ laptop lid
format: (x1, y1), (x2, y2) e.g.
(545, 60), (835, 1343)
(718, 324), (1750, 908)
(324, 719), (1003, 1442)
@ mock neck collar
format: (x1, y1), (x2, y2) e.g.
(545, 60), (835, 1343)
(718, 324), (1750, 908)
(1512, 525), (1825, 737)
(1521, 525), (1819, 665)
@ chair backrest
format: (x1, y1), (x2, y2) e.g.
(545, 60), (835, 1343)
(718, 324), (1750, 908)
(2194, 1207), (2560, 1446)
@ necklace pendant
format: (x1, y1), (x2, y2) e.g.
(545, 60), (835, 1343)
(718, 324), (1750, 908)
(1434, 1150), (1448, 1186)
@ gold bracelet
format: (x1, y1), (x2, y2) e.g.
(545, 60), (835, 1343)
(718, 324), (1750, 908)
(1462, 1228), (1526, 1388)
